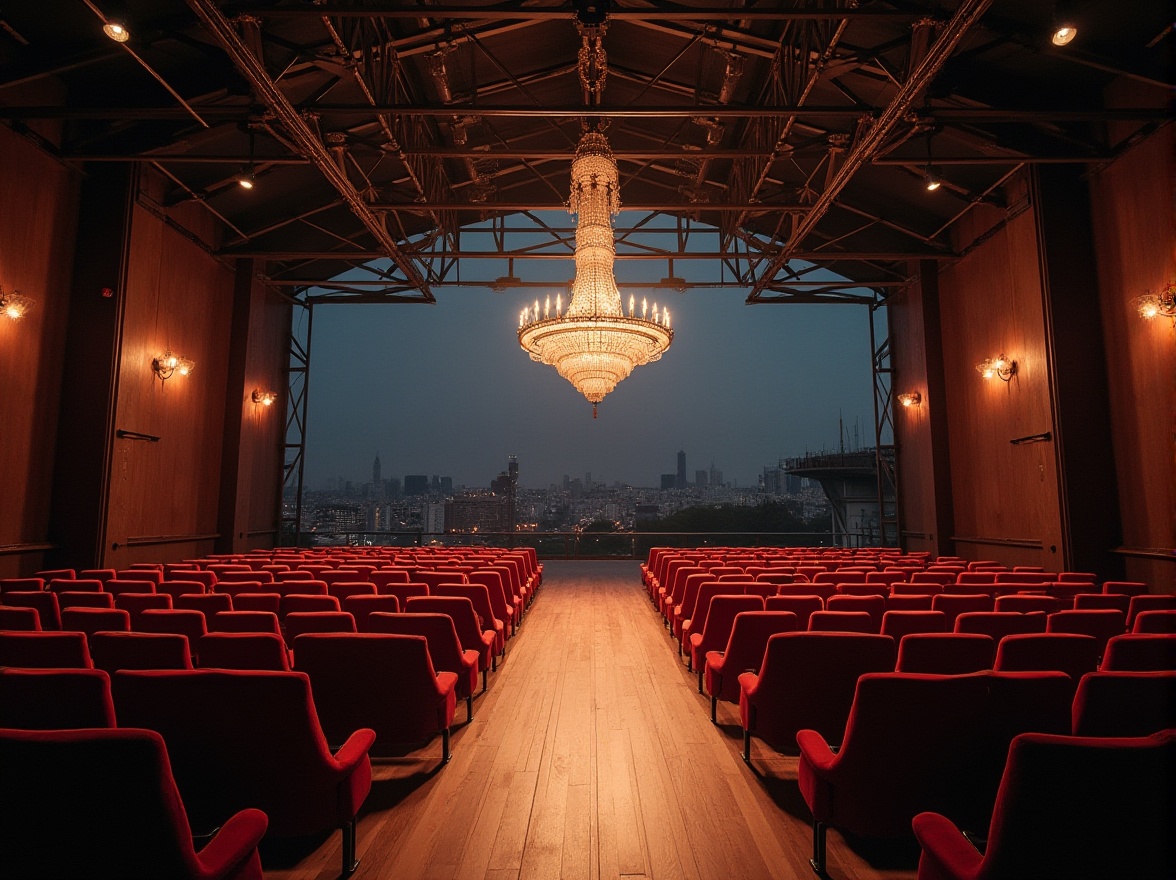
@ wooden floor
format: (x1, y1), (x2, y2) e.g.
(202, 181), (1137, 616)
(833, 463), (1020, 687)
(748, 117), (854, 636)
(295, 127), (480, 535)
(268, 561), (919, 880)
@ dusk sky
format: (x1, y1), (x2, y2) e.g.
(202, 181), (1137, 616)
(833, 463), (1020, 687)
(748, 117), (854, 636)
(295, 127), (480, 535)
(302, 213), (882, 491)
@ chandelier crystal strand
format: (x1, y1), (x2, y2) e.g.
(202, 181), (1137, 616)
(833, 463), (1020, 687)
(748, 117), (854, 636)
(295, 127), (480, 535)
(518, 130), (673, 417)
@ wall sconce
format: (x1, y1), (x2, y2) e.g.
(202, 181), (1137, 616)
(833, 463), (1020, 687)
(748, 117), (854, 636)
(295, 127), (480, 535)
(1134, 282), (1176, 325)
(0, 287), (34, 321)
(251, 389), (278, 407)
(976, 354), (1017, 382)
(153, 350), (195, 383)
(897, 392), (922, 408)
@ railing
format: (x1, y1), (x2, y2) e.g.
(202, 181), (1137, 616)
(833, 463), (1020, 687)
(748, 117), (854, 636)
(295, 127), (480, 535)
(281, 530), (882, 560)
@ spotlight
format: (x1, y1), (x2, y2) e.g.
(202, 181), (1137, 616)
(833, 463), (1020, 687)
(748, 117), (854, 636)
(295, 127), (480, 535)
(1050, 2), (1078, 46)
(924, 172), (942, 192)
(237, 170), (255, 190)
(102, 19), (130, 42)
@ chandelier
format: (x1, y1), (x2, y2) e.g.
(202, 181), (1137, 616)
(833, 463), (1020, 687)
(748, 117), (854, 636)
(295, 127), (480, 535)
(518, 130), (673, 417)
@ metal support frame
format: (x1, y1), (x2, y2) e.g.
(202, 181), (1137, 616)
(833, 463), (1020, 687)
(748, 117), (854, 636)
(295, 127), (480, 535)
(869, 300), (899, 548)
(281, 302), (313, 546)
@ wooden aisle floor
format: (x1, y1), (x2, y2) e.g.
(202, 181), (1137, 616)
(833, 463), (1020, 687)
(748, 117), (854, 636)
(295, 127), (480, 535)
(268, 561), (919, 880)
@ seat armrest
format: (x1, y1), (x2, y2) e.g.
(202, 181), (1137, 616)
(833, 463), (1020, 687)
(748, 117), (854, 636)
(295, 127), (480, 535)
(796, 728), (837, 775)
(195, 808), (268, 878)
(332, 727), (377, 772)
(911, 811), (983, 880)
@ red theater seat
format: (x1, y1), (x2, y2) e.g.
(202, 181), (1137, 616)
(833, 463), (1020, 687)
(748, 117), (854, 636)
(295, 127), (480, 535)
(1, 591), (62, 629)
(895, 633), (996, 675)
(1128, 594), (1176, 630)
(798, 672), (990, 875)
(912, 730), (1176, 880)
(48, 578), (104, 594)
(825, 594), (886, 630)
(405, 595), (497, 673)
(211, 610), (282, 635)
(197, 632), (291, 671)
(764, 594), (824, 629)
(367, 611), (481, 718)
(174, 592), (233, 616)
(343, 594), (401, 631)
(1072, 671), (1176, 737)
(1101, 633), (1176, 671)
(137, 609), (208, 653)
(0, 667), (116, 729)
(954, 611), (1047, 640)
(327, 581), (377, 603)
(105, 578), (156, 597)
(992, 633), (1100, 680)
(808, 610), (876, 633)
(0, 630), (92, 668)
(0, 605), (41, 630)
(1073, 592), (1130, 614)
(113, 668), (373, 878)
(1132, 610), (1176, 633)
(1103, 580), (1150, 597)
(58, 590), (115, 610)
(739, 632), (896, 763)
(993, 594), (1063, 615)
(292, 633), (457, 763)
(279, 593), (340, 619)
(468, 569), (515, 637)
(89, 631), (194, 672)
(881, 610), (948, 641)
(0, 727), (267, 880)
(704, 610), (799, 721)
(689, 594), (764, 686)
(60, 606), (131, 635)
(285, 611), (357, 641)
(115, 592), (173, 623)
(0, 577), (45, 592)
(431, 583), (505, 655)
(1046, 608), (1125, 657)
(229, 593), (280, 615)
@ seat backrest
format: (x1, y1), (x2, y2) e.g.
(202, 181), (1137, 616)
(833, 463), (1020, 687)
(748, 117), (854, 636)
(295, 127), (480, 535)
(58, 591), (116, 610)
(1132, 610), (1176, 634)
(1127, 594), (1176, 629)
(954, 611), (1048, 639)
(326, 581), (377, 602)
(343, 595), (401, 631)
(1073, 592), (1130, 613)
(993, 632), (1100, 680)
(112, 668), (368, 837)
(370, 569), (411, 588)
(157, 580), (207, 600)
(104, 578), (156, 597)
(216, 570), (275, 585)
(684, 582), (730, 632)
(227, 593), (280, 614)
(285, 611), (357, 641)
(210, 610), (282, 634)
(0, 727), (236, 878)
(60, 607), (131, 635)
(0, 605), (41, 630)
(978, 731), (1176, 879)
(34, 568), (75, 581)
(431, 583), (498, 628)
(1102, 580), (1150, 597)
(114, 592), (172, 620)
(272, 580), (328, 597)
(0, 630), (91, 668)
(116, 569), (163, 585)
(764, 594), (823, 628)
(1045, 608), (1125, 655)
(836, 582), (889, 597)
(825, 594), (886, 630)
(709, 611), (799, 699)
(274, 569), (315, 582)
(1072, 671), (1176, 738)
(1, 590), (62, 629)
(880, 610), (948, 640)
(319, 570), (362, 587)
(136, 609), (207, 643)
(895, 632), (996, 674)
(278, 593), (340, 619)
(809, 610), (877, 634)
(48, 578), (104, 594)
(0, 577), (45, 592)
(366, 611), (469, 674)
(1100, 633), (1176, 671)
(694, 595), (764, 654)
(404, 596), (486, 653)
(0, 667), (116, 728)
(197, 632), (290, 671)
(891, 581), (944, 596)
(89, 631), (193, 672)
(173, 592), (233, 615)
(292, 633), (452, 749)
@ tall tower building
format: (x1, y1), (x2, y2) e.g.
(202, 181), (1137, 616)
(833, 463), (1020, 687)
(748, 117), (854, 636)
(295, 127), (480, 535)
(676, 450), (687, 490)
(372, 452), (382, 498)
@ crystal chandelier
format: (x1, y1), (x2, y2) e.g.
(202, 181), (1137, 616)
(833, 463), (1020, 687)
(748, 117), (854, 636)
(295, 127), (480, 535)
(518, 130), (673, 417)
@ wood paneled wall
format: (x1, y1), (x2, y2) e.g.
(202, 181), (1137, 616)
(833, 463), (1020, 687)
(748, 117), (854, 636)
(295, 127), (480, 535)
(0, 126), (80, 576)
(1088, 125), (1175, 593)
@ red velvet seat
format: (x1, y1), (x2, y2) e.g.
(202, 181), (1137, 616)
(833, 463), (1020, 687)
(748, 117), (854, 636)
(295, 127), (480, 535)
(881, 610), (948, 640)
(992, 632), (1100, 680)
(954, 611), (1047, 640)
(279, 593), (340, 619)
(1, 590), (62, 629)
(89, 631), (193, 672)
(0, 667), (116, 728)
(60, 606), (131, 635)
(285, 611), (357, 641)
(415, 569), (465, 590)
(137, 609), (208, 654)
(912, 730), (1176, 880)
(211, 610), (282, 635)
(892, 581), (944, 597)
(0, 605), (41, 630)
(326, 581), (377, 603)
(704, 610), (799, 721)
(689, 594), (764, 686)
(1128, 594), (1176, 630)
(319, 570), (363, 587)
(175, 592), (233, 616)
(197, 632), (290, 671)
(370, 569), (411, 589)
(910, 572), (953, 587)
(826, 594), (886, 630)
(273, 580), (329, 597)
(680, 582), (736, 654)
(1073, 592), (1130, 614)
(104, 578), (155, 597)
(115, 569), (163, 586)
(895, 633), (996, 674)
(0, 630), (92, 668)
(292, 633), (457, 764)
(228, 593), (280, 614)
(47, 577), (104, 594)
(344, 594), (401, 631)
(739, 632), (896, 763)
(34, 567), (75, 581)
(405, 595), (497, 673)
(0, 727), (267, 880)
(932, 596), (996, 632)
(115, 591), (173, 622)
(58, 590), (116, 610)
(1132, 609), (1176, 633)
(431, 583), (505, 655)
(993, 594), (1062, 615)
(377, 581), (430, 605)
(798, 672), (991, 875)
(764, 594), (823, 629)
(0, 577), (45, 592)
(213, 581), (265, 598)
(777, 581), (838, 601)
(158, 579), (208, 600)
(808, 610), (876, 633)
(367, 611), (481, 718)
(995, 571), (1054, 584)
(1071, 670), (1176, 737)
(468, 569), (515, 637)
(216, 570), (274, 585)
(836, 582), (889, 597)
(275, 569), (315, 582)
(1101, 633), (1176, 671)
(1046, 608), (1125, 657)
(1103, 580), (1150, 597)
(178, 569), (218, 590)
(113, 668), (374, 877)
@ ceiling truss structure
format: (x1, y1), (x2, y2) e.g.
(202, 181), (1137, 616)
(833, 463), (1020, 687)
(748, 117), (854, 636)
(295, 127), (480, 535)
(0, 1), (1168, 306)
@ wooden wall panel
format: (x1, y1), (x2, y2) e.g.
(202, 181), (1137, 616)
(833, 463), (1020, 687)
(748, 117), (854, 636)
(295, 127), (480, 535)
(102, 202), (235, 567)
(1089, 125), (1175, 593)
(0, 126), (79, 576)
(938, 192), (1065, 569)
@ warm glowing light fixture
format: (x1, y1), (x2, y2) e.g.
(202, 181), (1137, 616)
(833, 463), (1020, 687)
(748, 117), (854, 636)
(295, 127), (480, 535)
(517, 129), (673, 417)
(897, 392), (922, 408)
(0, 287), (34, 320)
(102, 19), (130, 42)
(1134, 282), (1176, 325)
(153, 350), (195, 383)
(976, 354), (1017, 382)
(237, 170), (256, 190)
(252, 389), (278, 406)
(1051, 23), (1077, 45)
(924, 172), (942, 192)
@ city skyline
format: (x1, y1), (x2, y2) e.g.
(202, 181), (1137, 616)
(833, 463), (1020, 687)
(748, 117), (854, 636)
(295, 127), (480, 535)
(303, 237), (881, 491)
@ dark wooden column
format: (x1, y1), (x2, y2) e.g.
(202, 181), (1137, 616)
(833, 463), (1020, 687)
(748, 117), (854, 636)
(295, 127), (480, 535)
(215, 259), (256, 554)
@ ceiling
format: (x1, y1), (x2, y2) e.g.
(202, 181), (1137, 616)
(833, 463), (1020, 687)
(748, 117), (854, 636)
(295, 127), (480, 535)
(0, 1), (1169, 304)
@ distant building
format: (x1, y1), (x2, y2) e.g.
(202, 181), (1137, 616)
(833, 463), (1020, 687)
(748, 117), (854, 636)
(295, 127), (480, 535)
(676, 450), (687, 490)
(660, 473), (676, 491)
(445, 495), (509, 533)
(316, 503), (363, 535)
(439, 476), (453, 494)
(635, 504), (660, 523)
(403, 474), (429, 496)
(425, 502), (446, 534)
(372, 452), (381, 488)
(695, 469), (708, 489)
(709, 462), (722, 488)
(385, 477), (401, 499)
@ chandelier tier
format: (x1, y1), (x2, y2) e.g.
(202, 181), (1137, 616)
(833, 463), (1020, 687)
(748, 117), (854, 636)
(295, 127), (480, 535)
(518, 130), (673, 417)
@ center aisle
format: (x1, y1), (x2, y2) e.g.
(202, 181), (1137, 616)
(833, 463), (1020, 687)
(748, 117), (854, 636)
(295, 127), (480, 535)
(270, 561), (916, 880)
